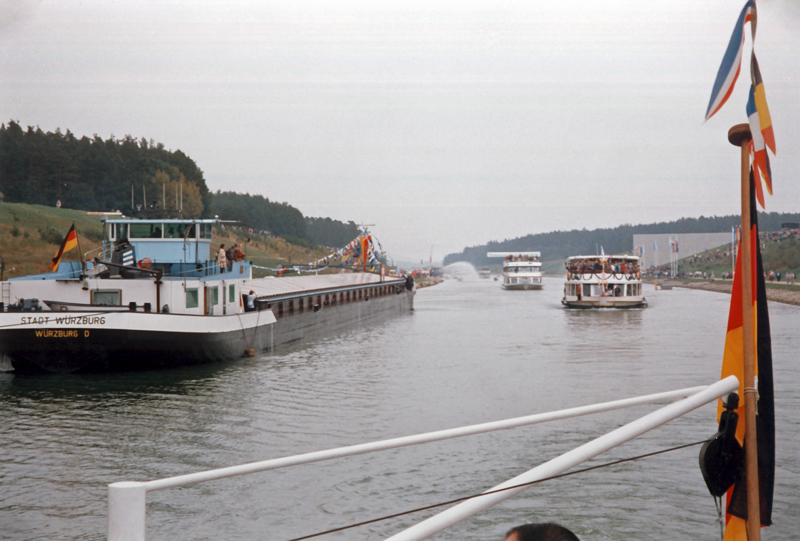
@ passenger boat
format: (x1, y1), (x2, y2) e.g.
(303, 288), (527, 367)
(561, 255), (646, 308)
(0, 217), (414, 373)
(478, 267), (491, 279)
(487, 251), (543, 290)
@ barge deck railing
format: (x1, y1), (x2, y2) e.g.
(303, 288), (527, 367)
(107, 376), (739, 541)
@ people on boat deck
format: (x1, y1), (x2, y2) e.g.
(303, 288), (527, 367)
(235, 244), (245, 262)
(505, 523), (580, 541)
(565, 258), (639, 275)
(504, 255), (541, 262)
(226, 244), (237, 270)
(217, 244), (227, 272)
(245, 290), (256, 312)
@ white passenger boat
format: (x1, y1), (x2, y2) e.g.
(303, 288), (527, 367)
(0, 217), (414, 373)
(561, 255), (646, 308)
(487, 251), (543, 290)
(478, 267), (491, 279)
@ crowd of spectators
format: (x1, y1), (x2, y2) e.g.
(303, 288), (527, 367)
(759, 228), (800, 246)
(644, 228), (800, 281)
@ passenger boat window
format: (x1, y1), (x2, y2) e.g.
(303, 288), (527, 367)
(229, 284), (235, 303)
(130, 223), (162, 239)
(211, 286), (219, 305)
(200, 223), (213, 239)
(164, 223), (185, 239)
(91, 290), (121, 306)
(186, 288), (199, 309)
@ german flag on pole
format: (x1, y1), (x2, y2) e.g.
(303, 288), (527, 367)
(718, 173), (775, 539)
(51, 223), (79, 272)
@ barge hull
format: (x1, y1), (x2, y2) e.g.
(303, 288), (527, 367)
(268, 288), (414, 352)
(0, 310), (276, 374)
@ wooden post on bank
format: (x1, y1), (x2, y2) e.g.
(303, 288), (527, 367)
(728, 123), (760, 541)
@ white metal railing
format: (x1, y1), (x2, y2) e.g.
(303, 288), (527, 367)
(107, 376), (739, 541)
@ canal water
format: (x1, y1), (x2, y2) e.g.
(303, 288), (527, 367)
(1, 277), (798, 540)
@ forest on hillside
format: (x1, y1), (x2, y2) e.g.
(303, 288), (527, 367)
(0, 120), (210, 215)
(0, 121), (360, 249)
(210, 191), (360, 247)
(444, 213), (800, 267)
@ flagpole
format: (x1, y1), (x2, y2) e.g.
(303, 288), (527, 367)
(729, 123), (760, 541)
(73, 222), (86, 276)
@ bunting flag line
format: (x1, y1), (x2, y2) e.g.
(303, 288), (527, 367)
(717, 173), (775, 540)
(312, 229), (401, 276)
(51, 223), (79, 272)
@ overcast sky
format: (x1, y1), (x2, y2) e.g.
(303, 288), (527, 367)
(2, 0), (798, 264)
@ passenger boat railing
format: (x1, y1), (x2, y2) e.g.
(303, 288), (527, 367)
(106, 376), (739, 541)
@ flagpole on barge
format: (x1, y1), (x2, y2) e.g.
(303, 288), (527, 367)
(728, 123), (760, 541)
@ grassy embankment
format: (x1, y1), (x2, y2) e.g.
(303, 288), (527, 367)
(657, 241), (800, 293)
(674, 241), (800, 279)
(0, 201), (330, 279)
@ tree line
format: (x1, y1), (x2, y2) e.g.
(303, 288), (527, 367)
(0, 121), (359, 249)
(211, 190), (360, 247)
(444, 213), (800, 267)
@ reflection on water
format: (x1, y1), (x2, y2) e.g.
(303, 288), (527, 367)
(1, 277), (798, 541)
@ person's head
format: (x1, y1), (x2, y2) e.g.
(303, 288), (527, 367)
(220, 244), (225, 249)
(505, 523), (580, 541)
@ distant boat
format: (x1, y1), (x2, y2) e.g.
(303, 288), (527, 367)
(561, 255), (646, 308)
(478, 267), (491, 279)
(487, 251), (543, 290)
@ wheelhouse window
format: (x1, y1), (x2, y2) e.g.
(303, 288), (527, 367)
(91, 290), (121, 306)
(114, 224), (128, 242)
(200, 223), (213, 239)
(164, 223), (188, 239)
(186, 288), (199, 308)
(129, 223), (163, 239)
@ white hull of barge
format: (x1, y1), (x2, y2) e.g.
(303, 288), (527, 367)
(1, 272), (413, 373)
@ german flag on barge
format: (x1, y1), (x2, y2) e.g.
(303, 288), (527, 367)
(51, 223), (78, 272)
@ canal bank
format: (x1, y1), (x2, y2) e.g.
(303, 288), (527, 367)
(654, 280), (800, 307)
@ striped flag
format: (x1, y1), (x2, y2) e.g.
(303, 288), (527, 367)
(706, 1), (776, 209)
(747, 87), (771, 208)
(705, 1), (756, 121)
(717, 173), (775, 540)
(750, 55), (775, 154)
(51, 224), (79, 271)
